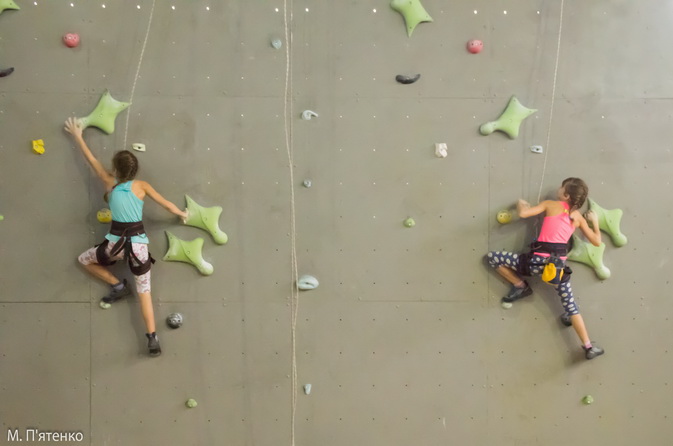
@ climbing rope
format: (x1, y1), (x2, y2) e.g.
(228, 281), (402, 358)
(123, 0), (157, 151)
(536, 0), (565, 203)
(281, 0), (300, 445)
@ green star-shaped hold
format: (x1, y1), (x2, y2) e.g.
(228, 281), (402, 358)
(567, 234), (611, 280)
(480, 96), (537, 139)
(0, 0), (19, 15)
(184, 195), (228, 244)
(390, 0), (432, 37)
(588, 198), (627, 247)
(77, 90), (130, 135)
(162, 231), (214, 276)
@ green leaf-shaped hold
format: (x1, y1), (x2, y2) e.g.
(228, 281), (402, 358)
(588, 198), (627, 247)
(567, 234), (611, 280)
(184, 195), (228, 244)
(390, 0), (432, 37)
(0, 0), (20, 15)
(480, 96), (537, 139)
(163, 231), (214, 276)
(77, 90), (130, 135)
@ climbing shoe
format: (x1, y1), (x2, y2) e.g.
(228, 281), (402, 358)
(560, 313), (572, 327)
(583, 344), (604, 360)
(501, 281), (533, 303)
(101, 279), (131, 304)
(146, 332), (162, 357)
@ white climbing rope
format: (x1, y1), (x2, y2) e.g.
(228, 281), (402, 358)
(282, 1), (300, 445)
(123, 0), (157, 151)
(536, 0), (565, 203)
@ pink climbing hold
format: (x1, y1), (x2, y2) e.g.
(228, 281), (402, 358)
(63, 33), (80, 48)
(466, 39), (483, 54)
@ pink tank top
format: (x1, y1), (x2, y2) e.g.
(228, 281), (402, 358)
(534, 202), (574, 258)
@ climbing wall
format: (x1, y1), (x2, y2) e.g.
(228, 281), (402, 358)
(0, 0), (672, 445)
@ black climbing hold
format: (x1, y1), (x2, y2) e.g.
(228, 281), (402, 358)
(395, 73), (420, 84)
(0, 67), (14, 78)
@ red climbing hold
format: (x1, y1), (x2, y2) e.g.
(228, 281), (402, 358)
(466, 39), (483, 54)
(63, 33), (80, 48)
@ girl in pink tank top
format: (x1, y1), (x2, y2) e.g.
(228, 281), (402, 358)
(486, 178), (606, 360)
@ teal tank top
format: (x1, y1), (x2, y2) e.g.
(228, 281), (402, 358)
(105, 181), (149, 244)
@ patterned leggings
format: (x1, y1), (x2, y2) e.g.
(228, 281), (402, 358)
(78, 242), (151, 294)
(486, 251), (579, 316)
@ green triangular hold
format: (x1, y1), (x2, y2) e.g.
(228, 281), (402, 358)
(184, 195), (228, 245)
(163, 231), (214, 276)
(390, 0), (432, 37)
(567, 234), (611, 280)
(588, 198), (627, 247)
(77, 90), (130, 135)
(480, 96), (537, 139)
(0, 0), (20, 15)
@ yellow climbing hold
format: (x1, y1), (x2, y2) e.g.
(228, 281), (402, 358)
(32, 139), (45, 155)
(97, 208), (112, 223)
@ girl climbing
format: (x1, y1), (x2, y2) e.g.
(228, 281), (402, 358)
(64, 117), (187, 357)
(486, 178), (605, 360)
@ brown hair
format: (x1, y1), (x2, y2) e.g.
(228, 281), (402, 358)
(112, 150), (138, 183)
(561, 177), (588, 211)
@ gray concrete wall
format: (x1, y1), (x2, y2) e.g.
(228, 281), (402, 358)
(0, 0), (671, 445)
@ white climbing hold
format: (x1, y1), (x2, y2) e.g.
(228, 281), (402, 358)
(501, 301), (513, 309)
(302, 110), (319, 120)
(132, 143), (146, 152)
(99, 301), (112, 310)
(297, 275), (319, 290)
(303, 179), (312, 188)
(435, 142), (448, 158)
(271, 38), (282, 49)
(530, 145), (543, 154)
(304, 384), (312, 395)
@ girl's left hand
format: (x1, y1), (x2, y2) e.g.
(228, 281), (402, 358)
(64, 117), (83, 138)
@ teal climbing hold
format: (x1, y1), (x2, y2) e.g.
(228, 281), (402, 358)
(480, 96), (537, 139)
(297, 275), (319, 290)
(163, 231), (214, 276)
(567, 234), (611, 280)
(77, 90), (130, 135)
(184, 195), (228, 245)
(390, 0), (432, 37)
(588, 198), (627, 247)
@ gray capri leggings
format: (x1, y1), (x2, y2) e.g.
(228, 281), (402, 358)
(486, 250), (579, 316)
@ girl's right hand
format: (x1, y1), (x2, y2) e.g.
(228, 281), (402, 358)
(180, 209), (189, 224)
(64, 117), (83, 138)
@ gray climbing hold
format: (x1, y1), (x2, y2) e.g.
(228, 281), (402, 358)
(304, 384), (312, 395)
(297, 275), (319, 290)
(301, 110), (319, 120)
(271, 38), (282, 49)
(395, 73), (421, 84)
(166, 312), (183, 329)
(303, 179), (312, 188)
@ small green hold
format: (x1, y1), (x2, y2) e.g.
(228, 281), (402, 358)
(480, 96), (537, 139)
(0, 215), (4, 221)
(582, 395), (594, 405)
(99, 301), (111, 310)
(404, 217), (415, 228)
(186, 398), (198, 408)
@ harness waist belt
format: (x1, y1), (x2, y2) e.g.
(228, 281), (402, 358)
(530, 241), (568, 257)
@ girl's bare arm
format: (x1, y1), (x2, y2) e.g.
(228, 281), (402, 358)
(140, 181), (188, 220)
(517, 199), (548, 219)
(576, 211), (602, 246)
(64, 117), (116, 190)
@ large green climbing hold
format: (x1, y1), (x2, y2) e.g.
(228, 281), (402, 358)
(77, 90), (130, 135)
(0, 0), (19, 15)
(163, 231), (214, 276)
(390, 0), (432, 37)
(588, 198), (627, 247)
(184, 195), (228, 245)
(480, 96), (537, 139)
(567, 234), (611, 280)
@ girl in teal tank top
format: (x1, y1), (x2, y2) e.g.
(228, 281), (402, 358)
(65, 117), (187, 357)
